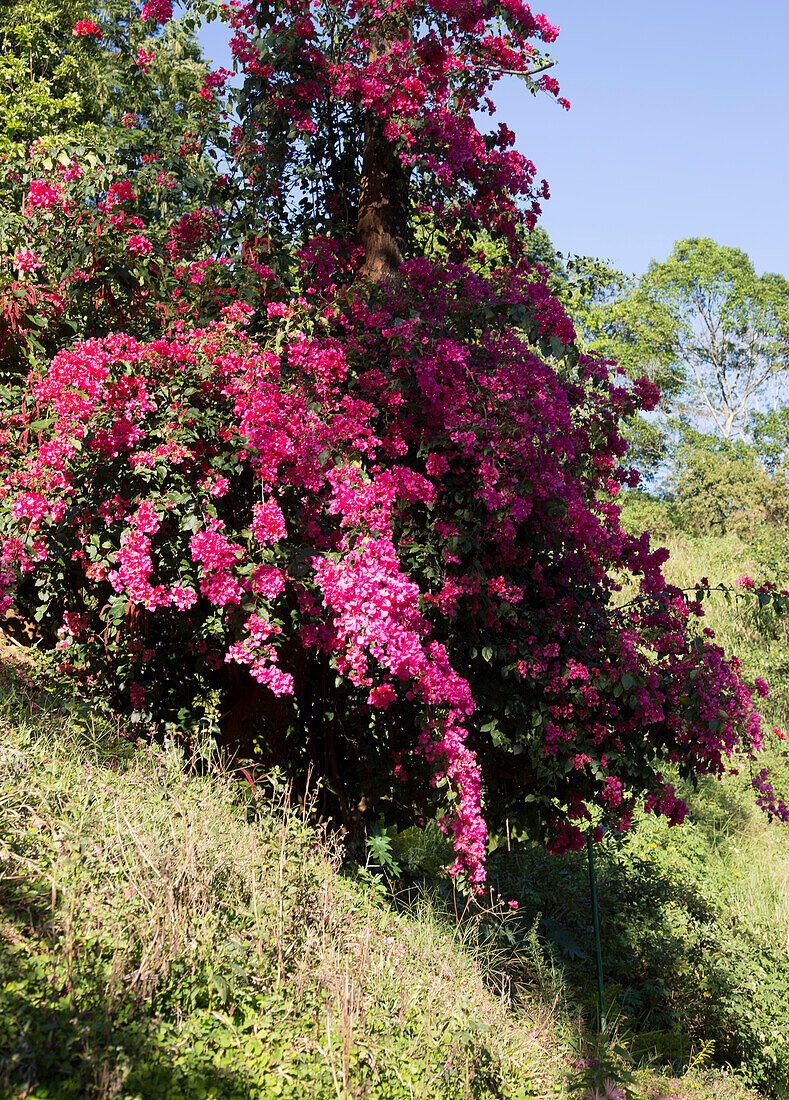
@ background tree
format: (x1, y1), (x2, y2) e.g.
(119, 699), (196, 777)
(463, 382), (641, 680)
(667, 425), (789, 537)
(0, 0), (220, 151)
(590, 238), (789, 440)
(0, 0), (102, 158)
(576, 237), (789, 531)
(749, 405), (789, 474)
(0, 0), (246, 375)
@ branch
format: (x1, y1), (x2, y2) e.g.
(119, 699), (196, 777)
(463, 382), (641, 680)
(610, 585), (712, 618)
(478, 60), (556, 76)
(611, 582), (787, 619)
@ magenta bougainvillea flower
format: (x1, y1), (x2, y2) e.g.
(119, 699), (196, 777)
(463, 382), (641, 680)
(140, 0), (172, 25)
(72, 19), (103, 38)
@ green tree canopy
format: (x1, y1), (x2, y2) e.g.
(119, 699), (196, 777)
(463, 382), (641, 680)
(590, 238), (789, 442)
(668, 424), (789, 537)
(0, 0), (242, 371)
(0, 0), (211, 153)
(0, 0), (100, 156)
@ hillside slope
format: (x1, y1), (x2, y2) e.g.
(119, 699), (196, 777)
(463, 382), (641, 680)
(0, 646), (777, 1100)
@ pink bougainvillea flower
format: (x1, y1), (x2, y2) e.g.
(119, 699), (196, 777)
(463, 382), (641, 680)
(368, 683), (396, 709)
(13, 250), (43, 272)
(72, 19), (103, 37)
(107, 179), (137, 205)
(136, 48), (155, 72)
(204, 68), (232, 92)
(251, 499), (287, 544)
(26, 179), (65, 211)
(140, 0), (172, 24)
(127, 235), (153, 257)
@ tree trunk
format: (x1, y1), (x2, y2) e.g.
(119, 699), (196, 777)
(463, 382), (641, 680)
(356, 32), (409, 283)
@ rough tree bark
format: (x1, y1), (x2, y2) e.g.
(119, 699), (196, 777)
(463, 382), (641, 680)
(356, 29), (409, 283)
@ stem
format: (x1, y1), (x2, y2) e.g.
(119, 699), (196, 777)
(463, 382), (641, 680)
(587, 833), (607, 1033)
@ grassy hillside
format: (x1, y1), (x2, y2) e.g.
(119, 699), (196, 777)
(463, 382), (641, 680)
(0, 649), (575, 1100)
(1, 527), (788, 1099)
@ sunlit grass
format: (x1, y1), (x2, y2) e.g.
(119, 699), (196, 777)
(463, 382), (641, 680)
(0, 654), (562, 1100)
(1, 604), (784, 1100)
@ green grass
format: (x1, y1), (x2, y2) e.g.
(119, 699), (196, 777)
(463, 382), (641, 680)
(0, 654), (562, 1100)
(1, 559), (787, 1100)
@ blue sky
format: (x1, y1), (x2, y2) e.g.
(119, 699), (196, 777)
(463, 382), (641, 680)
(198, 0), (789, 278)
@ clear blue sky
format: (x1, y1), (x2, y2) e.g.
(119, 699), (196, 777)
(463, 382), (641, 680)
(198, 0), (789, 278)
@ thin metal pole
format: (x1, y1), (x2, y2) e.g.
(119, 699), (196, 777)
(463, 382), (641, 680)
(586, 833), (607, 1033)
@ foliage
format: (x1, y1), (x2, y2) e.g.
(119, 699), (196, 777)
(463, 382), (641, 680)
(523, 228), (628, 335)
(665, 428), (789, 538)
(576, 238), (789, 488)
(0, 0), (213, 157)
(616, 493), (681, 542)
(0, 0), (779, 891)
(0, 0), (102, 157)
(489, 763), (789, 1099)
(620, 529), (789, 822)
(586, 238), (789, 444)
(0, 0), (240, 374)
(520, 232), (669, 480)
(748, 405), (789, 474)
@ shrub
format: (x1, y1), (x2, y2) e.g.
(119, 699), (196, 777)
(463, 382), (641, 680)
(0, 0), (775, 889)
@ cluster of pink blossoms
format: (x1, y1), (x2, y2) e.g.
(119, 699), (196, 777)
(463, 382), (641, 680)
(140, 0), (172, 25)
(13, 250), (43, 272)
(136, 48), (155, 72)
(226, 615), (294, 695)
(224, 0), (567, 249)
(312, 532), (486, 882)
(0, 254), (775, 887)
(72, 19), (103, 38)
(190, 519), (244, 607)
(26, 179), (66, 212)
(127, 235), (153, 257)
(251, 499), (287, 544)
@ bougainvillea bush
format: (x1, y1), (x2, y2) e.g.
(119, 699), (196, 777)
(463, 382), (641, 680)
(0, 0), (773, 887)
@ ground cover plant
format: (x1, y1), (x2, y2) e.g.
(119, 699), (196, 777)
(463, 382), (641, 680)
(0, 653), (551, 1099)
(0, 0), (782, 898)
(490, 769), (789, 1098)
(0, 648), (778, 1100)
